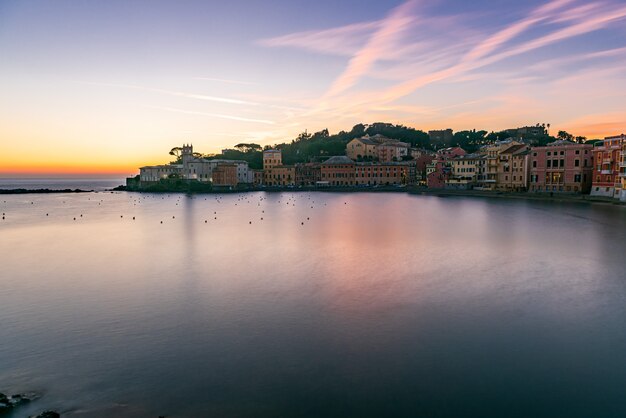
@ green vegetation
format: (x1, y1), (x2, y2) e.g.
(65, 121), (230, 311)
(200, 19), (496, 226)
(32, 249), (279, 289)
(168, 122), (597, 167)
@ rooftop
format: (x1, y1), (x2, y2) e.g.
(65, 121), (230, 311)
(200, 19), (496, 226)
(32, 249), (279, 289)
(323, 156), (355, 165)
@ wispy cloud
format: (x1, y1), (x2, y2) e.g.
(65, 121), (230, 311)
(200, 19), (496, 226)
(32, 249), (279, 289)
(323, 0), (419, 99)
(76, 81), (259, 106)
(147, 105), (275, 125)
(258, 21), (380, 57)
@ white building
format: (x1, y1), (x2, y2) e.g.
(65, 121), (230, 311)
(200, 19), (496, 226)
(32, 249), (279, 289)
(139, 144), (252, 185)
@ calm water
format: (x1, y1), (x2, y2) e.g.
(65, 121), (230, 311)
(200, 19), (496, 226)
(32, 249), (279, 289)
(1, 190), (625, 417)
(0, 178), (124, 191)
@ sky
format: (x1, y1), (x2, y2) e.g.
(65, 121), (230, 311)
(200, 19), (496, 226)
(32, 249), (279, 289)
(1, 0), (625, 176)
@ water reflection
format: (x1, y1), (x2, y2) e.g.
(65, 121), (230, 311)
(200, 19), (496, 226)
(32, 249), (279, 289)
(0, 192), (625, 417)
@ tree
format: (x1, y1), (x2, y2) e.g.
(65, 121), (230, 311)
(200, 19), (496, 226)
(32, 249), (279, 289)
(234, 143), (262, 153)
(557, 130), (574, 141)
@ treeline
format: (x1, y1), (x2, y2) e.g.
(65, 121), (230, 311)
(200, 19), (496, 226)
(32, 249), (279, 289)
(173, 122), (589, 169)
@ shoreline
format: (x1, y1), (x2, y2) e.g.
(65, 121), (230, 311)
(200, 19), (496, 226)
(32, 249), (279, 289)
(412, 188), (625, 206)
(115, 184), (625, 206)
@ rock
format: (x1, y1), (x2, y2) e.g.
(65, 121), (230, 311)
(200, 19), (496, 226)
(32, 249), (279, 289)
(31, 411), (60, 418)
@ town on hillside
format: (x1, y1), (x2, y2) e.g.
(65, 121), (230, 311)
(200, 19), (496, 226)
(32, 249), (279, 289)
(129, 126), (626, 202)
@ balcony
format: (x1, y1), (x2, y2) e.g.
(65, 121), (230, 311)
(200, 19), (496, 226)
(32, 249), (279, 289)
(601, 170), (612, 175)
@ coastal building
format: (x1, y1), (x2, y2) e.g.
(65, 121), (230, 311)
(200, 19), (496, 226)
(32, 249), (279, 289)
(437, 147), (466, 159)
(426, 158), (450, 188)
(346, 137), (378, 160)
(346, 134), (409, 162)
(295, 163), (321, 186)
(529, 140), (594, 193)
(320, 156), (355, 186)
(376, 141), (409, 162)
(263, 149), (295, 186)
(590, 135), (625, 198)
(265, 166), (295, 186)
(496, 144), (529, 192)
(139, 164), (183, 183)
(263, 149), (282, 169)
(212, 163), (238, 187)
(355, 162), (408, 186)
(446, 153), (482, 189)
(478, 140), (524, 190)
(253, 169), (264, 186)
(621, 140), (626, 202)
(139, 144), (251, 186)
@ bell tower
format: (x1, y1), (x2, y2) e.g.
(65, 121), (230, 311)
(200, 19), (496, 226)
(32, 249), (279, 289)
(181, 143), (194, 165)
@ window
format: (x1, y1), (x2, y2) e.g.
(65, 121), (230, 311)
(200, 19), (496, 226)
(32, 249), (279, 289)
(575, 159), (580, 167)
(575, 150), (580, 155)
(560, 160), (564, 168)
(547, 160), (552, 168)
(532, 161), (537, 168)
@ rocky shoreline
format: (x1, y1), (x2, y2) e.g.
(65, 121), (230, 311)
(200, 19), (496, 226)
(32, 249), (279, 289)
(0, 392), (59, 417)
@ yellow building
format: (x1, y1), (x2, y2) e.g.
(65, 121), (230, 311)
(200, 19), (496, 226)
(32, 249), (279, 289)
(346, 137), (378, 160)
(265, 166), (295, 186)
(496, 144), (529, 192)
(446, 154), (482, 189)
(263, 149), (282, 169)
(478, 140), (523, 190)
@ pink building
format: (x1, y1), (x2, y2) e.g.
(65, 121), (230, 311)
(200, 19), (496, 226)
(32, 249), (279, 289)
(529, 140), (594, 193)
(426, 159), (450, 188)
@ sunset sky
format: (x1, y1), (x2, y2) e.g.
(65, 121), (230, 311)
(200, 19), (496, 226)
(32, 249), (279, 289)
(1, 0), (625, 176)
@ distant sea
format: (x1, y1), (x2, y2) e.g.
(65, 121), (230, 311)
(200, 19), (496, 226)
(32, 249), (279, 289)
(0, 178), (125, 191)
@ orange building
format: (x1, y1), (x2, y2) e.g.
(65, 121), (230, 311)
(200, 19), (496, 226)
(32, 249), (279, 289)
(355, 162), (408, 186)
(320, 156), (355, 186)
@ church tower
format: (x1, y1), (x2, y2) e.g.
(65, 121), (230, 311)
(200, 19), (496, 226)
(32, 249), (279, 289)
(181, 143), (194, 165)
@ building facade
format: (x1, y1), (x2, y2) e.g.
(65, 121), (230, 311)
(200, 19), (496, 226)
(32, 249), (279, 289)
(212, 164), (238, 187)
(446, 154), (482, 189)
(320, 156), (355, 186)
(478, 140), (524, 190)
(590, 135), (625, 198)
(621, 140), (626, 202)
(355, 162), (408, 186)
(529, 140), (594, 193)
(295, 163), (321, 186)
(346, 137), (377, 160)
(496, 144), (529, 192)
(139, 144), (251, 186)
